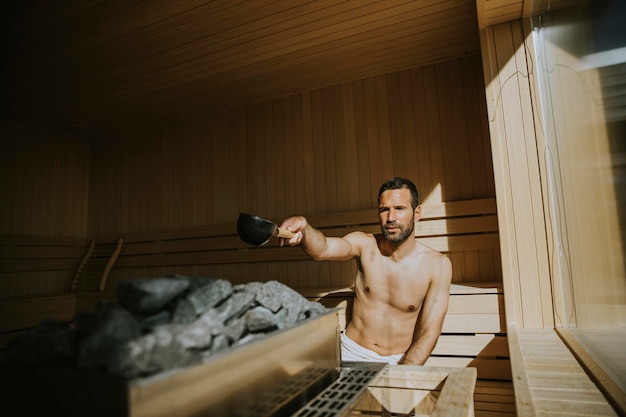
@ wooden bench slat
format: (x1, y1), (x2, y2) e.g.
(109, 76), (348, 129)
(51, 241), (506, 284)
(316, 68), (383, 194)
(443, 313), (505, 334)
(119, 236), (245, 255)
(320, 220), (498, 237)
(84, 197), (497, 246)
(420, 198), (497, 219)
(450, 282), (503, 294)
(473, 401), (517, 414)
(0, 309), (75, 333)
(0, 293), (76, 315)
(110, 233), (500, 268)
(434, 334), (509, 358)
(299, 282), (503, 299)
(422, 234), (500, 252)
(425, 357), (512, 381)
(474, 380), (517, 416)
(0, 293), (76, 334)
(93, 224), (236, 244)
(416, 215), (499, 236)
(0, 246), (86, 258)
(0, 235), (86, 246)
(448, 293), (504, 314)
(323, 227), (499, 252)
(0, 258), (81, 272)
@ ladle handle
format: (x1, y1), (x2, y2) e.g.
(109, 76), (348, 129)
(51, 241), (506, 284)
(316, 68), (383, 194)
(275, 227), (295, 238)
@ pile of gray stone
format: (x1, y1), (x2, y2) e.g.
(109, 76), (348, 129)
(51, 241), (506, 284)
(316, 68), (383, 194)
(2, 276), (328, 379)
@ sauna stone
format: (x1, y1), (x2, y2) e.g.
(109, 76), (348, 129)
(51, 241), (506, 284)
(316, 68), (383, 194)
(2, 277), (329, 379)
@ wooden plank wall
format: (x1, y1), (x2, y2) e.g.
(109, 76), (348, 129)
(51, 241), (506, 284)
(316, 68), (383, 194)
(0, 54), (496, 296)
(0, 119), (90, 296)
(86, 54), (496, 288)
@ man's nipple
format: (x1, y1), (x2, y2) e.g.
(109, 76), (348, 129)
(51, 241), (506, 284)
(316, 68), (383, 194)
(408, 304), (416, 311)
(365, 286), (370, 293)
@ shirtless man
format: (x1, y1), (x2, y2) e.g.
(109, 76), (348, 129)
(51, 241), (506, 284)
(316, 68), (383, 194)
(279, 177), (452, 365)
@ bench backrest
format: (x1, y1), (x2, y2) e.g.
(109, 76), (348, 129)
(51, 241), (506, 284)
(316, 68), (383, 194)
(0, 235), (86, 274)
(82, 197), (501, 285)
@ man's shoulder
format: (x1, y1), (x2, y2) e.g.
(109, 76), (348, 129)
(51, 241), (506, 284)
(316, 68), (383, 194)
(415, 242), (452, 275)
(415, 240), (444, 257)
(345, 230), (377, 242)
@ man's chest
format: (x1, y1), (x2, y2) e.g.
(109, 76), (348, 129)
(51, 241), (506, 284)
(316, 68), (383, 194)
(356, 257), (431, 309)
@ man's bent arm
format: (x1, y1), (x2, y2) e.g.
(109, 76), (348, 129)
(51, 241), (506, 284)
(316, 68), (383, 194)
(399, 257), (452, 365)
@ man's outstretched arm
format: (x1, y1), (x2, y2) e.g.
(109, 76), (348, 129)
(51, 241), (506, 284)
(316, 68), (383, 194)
(279, 216), (359, 261)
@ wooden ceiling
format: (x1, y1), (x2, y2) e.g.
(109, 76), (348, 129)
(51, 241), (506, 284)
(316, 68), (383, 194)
(0, 0), (566, 134)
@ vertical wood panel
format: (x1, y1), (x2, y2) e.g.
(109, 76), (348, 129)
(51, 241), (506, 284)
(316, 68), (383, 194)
(480, 22), (553, 328)
(300, 92), (317, 214)
(423, 65), (445, 204)
(450, 59), (474, 200)
(0, 119), (89, 236)
(375, 75), (395, 187)
(364, 77), (384, 199)
(353, 79), (373, 208)
(281, 98), (296, 217)
(410, 66), (434, 204)
(435, 63), (453, 202)
(321, 87), (338, 213)
(342, 83), (361, 211)
(0, 120), (89, 296)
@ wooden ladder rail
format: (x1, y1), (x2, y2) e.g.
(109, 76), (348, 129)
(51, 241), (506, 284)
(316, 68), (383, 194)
(71, 238), (123, 292)
(99, 237), (123, 291)
(71, 240), (96, 291)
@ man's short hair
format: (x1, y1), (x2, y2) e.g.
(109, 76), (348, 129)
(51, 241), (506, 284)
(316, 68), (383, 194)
(378, 177), (420, 209)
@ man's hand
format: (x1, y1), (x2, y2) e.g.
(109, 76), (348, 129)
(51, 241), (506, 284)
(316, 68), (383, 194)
(279, 216), (306, 246)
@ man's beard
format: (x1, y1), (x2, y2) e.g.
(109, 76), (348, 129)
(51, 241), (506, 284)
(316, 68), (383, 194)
(382, 220), (415, 244)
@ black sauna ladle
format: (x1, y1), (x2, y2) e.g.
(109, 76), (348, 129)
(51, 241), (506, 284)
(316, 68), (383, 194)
(237, 213), (295, 247)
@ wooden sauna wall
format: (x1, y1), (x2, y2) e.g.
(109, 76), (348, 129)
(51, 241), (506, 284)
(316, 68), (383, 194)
(479, 21), (554, 329)
(0, 119), (90, 296)
(89, 54), (498, 289)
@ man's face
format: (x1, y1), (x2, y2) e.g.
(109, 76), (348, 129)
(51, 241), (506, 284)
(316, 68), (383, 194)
(378, 188), (419, 244)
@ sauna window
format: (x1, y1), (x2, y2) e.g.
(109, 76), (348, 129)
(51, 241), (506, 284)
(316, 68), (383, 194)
(531, 0), (626, 400)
